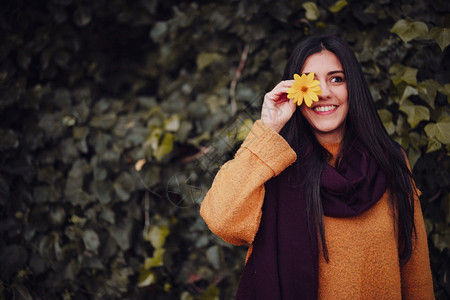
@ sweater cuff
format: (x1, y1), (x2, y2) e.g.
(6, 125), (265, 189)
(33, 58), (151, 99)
(241, 120), (297, 176)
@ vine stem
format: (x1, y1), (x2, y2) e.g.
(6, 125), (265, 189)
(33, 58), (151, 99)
(230, 44), (249, 115)
(143, 191), (150, 237)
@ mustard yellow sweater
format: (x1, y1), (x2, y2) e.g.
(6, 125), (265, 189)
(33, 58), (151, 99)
(200, 120), (434, 299)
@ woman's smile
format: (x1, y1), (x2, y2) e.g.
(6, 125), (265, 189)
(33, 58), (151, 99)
(312, 105), (339, 114)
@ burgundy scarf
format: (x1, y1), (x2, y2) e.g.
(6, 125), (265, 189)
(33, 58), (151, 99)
(236, 141), (387, 299)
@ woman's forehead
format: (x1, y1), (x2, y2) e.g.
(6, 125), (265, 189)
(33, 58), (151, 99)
(301, 50), (343, 73)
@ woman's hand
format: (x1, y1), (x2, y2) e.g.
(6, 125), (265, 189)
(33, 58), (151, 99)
(261, 80), (297, 133)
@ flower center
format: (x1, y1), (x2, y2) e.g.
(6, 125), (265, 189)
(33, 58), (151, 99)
(301, 86), (308, 93)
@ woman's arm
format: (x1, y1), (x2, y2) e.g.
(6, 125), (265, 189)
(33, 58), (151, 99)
(399, 154), (435, 299)
(400, 193), (435, 299)
(200, 120), (296, 245)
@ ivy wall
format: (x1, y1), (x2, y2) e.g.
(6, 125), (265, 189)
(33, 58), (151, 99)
(0, 0), (449, 299)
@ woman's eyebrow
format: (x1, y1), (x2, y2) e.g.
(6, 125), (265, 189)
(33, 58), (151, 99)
(303, 70), (345, 76)
(328, 70), (345, 75)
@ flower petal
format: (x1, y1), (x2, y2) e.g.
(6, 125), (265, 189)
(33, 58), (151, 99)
(295, 96), (304, 106)
(309, 91), (319, 102)
(286, 87), (296, 94)
(304, 91), (319, 107)
(304, 96), (312, 107)
(297, 75), (307, 86)
(311, 79), (321, 87)
(310, 86), (322, 94)
(306, 72), (314, 81)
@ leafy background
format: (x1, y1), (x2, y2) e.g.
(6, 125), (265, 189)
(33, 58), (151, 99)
(0, 0), (449, 299)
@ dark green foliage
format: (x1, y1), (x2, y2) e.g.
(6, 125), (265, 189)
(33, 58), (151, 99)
(0, 0), (449, 299)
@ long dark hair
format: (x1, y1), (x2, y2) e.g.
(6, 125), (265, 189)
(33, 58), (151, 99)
(280, 35), (416, 265)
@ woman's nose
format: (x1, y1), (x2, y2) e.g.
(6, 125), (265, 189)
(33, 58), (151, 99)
(319, 82), (331, 99)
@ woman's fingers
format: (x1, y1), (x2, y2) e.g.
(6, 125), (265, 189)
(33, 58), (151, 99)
(275, 93), (289, 103)
(265, 80), (294, 102)
(261, 80), (297, 133)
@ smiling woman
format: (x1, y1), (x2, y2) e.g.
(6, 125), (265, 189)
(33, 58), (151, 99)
(200, 35), (434, 300)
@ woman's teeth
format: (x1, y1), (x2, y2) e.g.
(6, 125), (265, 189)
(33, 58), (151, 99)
(313, 105), (337, 112)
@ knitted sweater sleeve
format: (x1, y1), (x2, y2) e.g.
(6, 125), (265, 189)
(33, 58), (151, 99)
(200, 120), (296, 245)
(400, 195), (435, 299)
(400, 158), (435, 299)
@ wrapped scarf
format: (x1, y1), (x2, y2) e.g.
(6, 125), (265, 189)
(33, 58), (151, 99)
(236, 141), (387, 299)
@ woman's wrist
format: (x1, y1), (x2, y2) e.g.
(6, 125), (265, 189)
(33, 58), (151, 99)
(261, 119), (283, 133)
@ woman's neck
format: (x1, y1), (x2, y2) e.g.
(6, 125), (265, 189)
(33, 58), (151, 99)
(313, 128), (344, 145)
(321, 142), (341, 166)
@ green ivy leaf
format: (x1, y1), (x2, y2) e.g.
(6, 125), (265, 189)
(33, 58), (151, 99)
(418, 79), (440, 109)
(144, 248), (165, 269)
(399, 85), (418, 104)
(0, 129), (20, 150)
(137, 268), (156, 287)
(268, 2), (291, 23)
(408, 131), (427, 151)
(426, 137), (442, 153)
(391, 19), (429, 43)
(424, 217), (433, 236)
(407, 147), (420, 170)
(389, 64), (418, 86)
(62, 115), (76, 127)
(236, 119), (253, 141)
(206, 245), (220, 270)
(329, 0), (348, 13)
(150, 21), (168, 42)
(438, 83), (450, 104)
(303, 2), (320, 21)
(113, 172), (135, 201)
(89, 113), (117, 130)
(205, 95), (227, 114)
(197, 52), (225, 70)
(91, 181), (112, 204)
(424, 116), (450, 144)
(83, 229), (100, 253)
(198, 285), (220, 300)
(10, 284), (33, 300)
(107, 220), (133, 251)
(399, 100), (430, 128)
(164, 114), (181, 132)
(429, 27), (450, 51)
(377, 109), (395, 136)
(145, 225), (170, 249)
(153, 133), (175, 161)
(100, 207), (115, 224)
(432, 223), (450, 251)
(180, 292), (195, 300)
(148, 127), (163, 151)
(394, 136), (409, 150)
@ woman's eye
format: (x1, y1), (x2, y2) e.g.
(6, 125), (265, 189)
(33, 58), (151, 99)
(330, 76), (344, 83)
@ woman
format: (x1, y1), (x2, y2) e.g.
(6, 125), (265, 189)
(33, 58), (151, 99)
(200, 35), (434, 299)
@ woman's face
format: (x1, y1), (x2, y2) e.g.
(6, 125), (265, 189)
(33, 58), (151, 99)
(300, 50), (348, 144)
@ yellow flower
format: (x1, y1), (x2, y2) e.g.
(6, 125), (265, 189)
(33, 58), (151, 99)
(286, 73), (322, 107)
